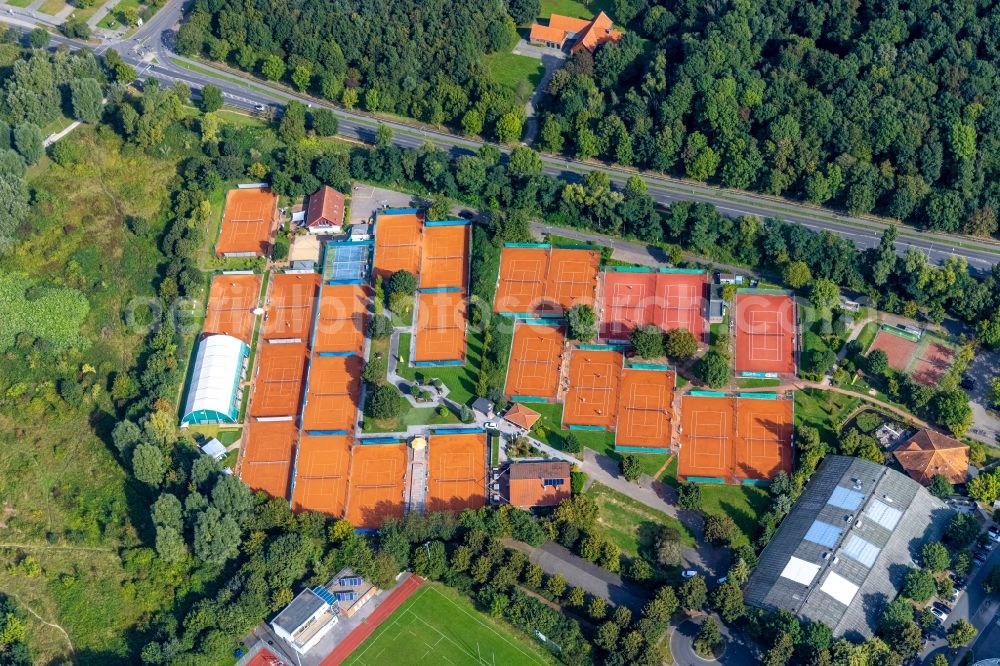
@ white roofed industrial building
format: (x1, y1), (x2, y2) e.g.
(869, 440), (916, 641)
(744, 455), (953, 639)
(180, 334), (249, 426)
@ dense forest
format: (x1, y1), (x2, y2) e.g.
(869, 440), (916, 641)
(541, 0), (1000, 233)
(175, 0), (524, 136)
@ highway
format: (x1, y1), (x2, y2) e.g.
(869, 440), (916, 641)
(5, 2), (1000, 273)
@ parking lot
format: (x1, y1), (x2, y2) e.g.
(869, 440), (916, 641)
(349, 184), (419, 225)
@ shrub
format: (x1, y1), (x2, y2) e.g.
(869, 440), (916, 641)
(630, 325), (664, 359)
(620, 455), (641, 482)
(367, 315), (392, 339)
(367, 384), (402, 420)
(678, 483), (702, 510)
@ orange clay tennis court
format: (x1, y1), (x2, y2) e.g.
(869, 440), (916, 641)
(615, 367), (675, 450)
(291, 434), (352, 517)
(249, 342), (308, 417)
(419, 224), (469, 289)
(735, 397), (794, 480)
(203, 274), (261, 343)
(678, 394), (735, 480)
(301, 354), (363, 432)
(312, 284), (370, 354)
(215, 187), (278, 257)
(912, 342), (954, 386)
(427, 432), (487, 513)
(494, 247), (548, 313)
(504, 323), (566, 399)
(413, 291), (467, 363)
(240, 420), (297, 498)
(347, 444), (408, 529)
(263, 273), (320, 341)
(601, 272), (707, 341)
(494, 247), (601, 314)
(373, 212), (423, 279)
(868, 328), (919, 371)
(734, 293), (797, 374)
(546, 248), (600, 312)
(562, 349), (623, 429)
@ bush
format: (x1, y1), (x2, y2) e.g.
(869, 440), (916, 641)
(698, 351), (730, 387)
(272, 233), (290, 261)
(367, 315), (392, 339)
(620, 455), (641, 482)
(946, 513), (980, 548)
(703, 513), (738, 546)
(566, 303), (597, 342)
(678, 483), (702, 510)
(61, 17), (91, 39)
(901, 567), (936, 602)
(388, 270), (417, 296)
(367, 384), (403, 420)
(630, 325), (664, 358)
(921, 541), (950, 572)
(929, 474), (954, 499)
(563, 431), (582, 454)
(664, 327), (698, 359)
(311, 108), (339, 136)
(854, 411), (881, 433)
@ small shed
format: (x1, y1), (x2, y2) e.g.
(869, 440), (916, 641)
(472, 397), (494, 417)
(349, 223), (372, 241)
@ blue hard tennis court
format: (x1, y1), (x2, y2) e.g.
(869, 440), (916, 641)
(323, 243), (371, 282)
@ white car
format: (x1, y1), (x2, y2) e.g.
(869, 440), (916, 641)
(930, 606), (948, 623)
(681, 570), (698, 579)
(484, 421), (498, 430)
(989, 528), (1000, 543)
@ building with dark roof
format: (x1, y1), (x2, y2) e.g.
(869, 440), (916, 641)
(744, 455), (952, 640)
(506, 461), (571, 508)
(893, 429), (969, 486)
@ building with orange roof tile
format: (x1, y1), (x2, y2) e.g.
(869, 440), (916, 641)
(529, 12), (622, 53)
(893, 429), (969, 486)
(503, 403), (541, 431)
(304, 185), (345, 234)
(506, 461), (571, 508)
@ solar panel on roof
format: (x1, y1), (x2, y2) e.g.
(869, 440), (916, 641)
(543, 478), (565, 487)
(339, 576), (363, 587)
(842, 534), (880, 567)
(804, 520), (843, 548)
(334, 590), (357, 602)
(828, 486), (864, 510)
(312, 586), (338, 606)
(865, 499), (902, 530)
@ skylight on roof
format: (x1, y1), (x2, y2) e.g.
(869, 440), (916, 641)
(842, 534), (881, 567)
(866, 499), (902, 530)
(820, 571), (859, 606)
(780, 556), (820, 586)
(804, 520), (843, 548)
(828, 485), (864, 510)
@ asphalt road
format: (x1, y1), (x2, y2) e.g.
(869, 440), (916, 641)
(670, 616), (754, 666)
(5, 4), (1000, 273)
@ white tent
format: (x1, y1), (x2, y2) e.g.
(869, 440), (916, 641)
(181, 334), (248, 425)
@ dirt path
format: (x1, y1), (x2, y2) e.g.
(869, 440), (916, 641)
(7, 591), (74, 660)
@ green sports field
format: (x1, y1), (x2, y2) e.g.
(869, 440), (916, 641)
(342, 583), (556, 666)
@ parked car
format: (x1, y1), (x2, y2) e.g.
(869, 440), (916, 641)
(930, 606), (949, 622)
(974, 551), (987, 565)
(484, 421), (498, 431)
(951, 574), (967, 590)
(681, 570), (698, 578)
(961, 377), (976, 390)
(989, 527), (1000, 543)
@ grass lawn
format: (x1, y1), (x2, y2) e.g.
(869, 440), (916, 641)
(539, 0), (614, 20)
(342, 582), (557, 666)
(795, 388), (860, 447)
(362, 402), (460, 433)
(490, 433), (500, 465)
(735, 378), (782, 389)
(389, 295), (414, 327)
(396, 330), (484, 407)
(483, 52), (544, 101)
(5, 0), (33, 7)
(38, 0), (67, 15)
(587, 482), (695, 556)
(697, 485), (771, 547)
(68, 0), (106, 23)
(98, 0), (142, 29)
(856, 321), (879, 351)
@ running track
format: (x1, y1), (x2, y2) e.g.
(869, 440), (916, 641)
(321, 574), (425, 665)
